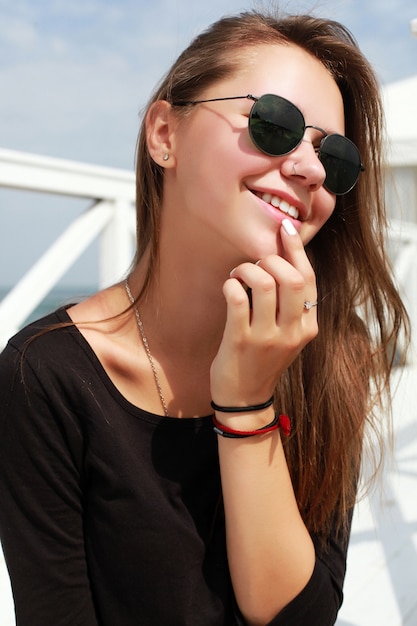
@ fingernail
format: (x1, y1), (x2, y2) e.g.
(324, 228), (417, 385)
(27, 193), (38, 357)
(229, 267), (237, 277)
(282, 218), (297, 236)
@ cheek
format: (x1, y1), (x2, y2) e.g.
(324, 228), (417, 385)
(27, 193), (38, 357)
(315, 190), (337, 225)
(173, 147), (235, 227)
(176, 127), (244, 204)
(302, 194), (336, 244)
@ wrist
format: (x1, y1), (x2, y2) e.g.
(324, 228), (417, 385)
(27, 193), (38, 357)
(210, 395), (291, 438)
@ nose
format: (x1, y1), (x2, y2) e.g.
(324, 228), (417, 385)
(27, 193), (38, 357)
(280, 138), (327, 192)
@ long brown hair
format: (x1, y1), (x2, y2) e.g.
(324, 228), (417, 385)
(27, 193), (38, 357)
(134, 11), (410, 539)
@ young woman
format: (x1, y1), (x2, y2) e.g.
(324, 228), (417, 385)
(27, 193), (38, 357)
(0, 10), (409, 626)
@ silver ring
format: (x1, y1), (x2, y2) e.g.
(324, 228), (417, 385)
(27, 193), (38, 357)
(303, 300), (318, 310)
(293, 162), (297, 176)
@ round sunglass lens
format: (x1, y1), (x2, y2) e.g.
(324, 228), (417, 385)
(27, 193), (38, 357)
(319, 134), (362, 195)
(249, 94), (305, 156)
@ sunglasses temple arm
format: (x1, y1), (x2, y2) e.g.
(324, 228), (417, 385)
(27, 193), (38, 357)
(172, 95), (257, 106)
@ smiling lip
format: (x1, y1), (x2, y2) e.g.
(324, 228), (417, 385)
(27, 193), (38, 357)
(253, 190), (303, 221)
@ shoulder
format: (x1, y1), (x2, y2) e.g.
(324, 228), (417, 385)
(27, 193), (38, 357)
(0, 307), (96, 396)
(0, 284), (142, 414)
(2, 307), (73, 359)
(0, 305), (115, 441)
(1, 281), (125, 368)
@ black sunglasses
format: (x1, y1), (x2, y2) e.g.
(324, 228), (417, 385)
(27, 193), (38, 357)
(173, 93), (364, 196)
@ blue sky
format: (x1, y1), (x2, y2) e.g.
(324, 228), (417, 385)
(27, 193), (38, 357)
(1, 0), (417, 287)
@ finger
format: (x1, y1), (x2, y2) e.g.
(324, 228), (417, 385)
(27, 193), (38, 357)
(255, 254), (318, 349)
(222, 276), (251, 338)
(229, 262), (278, 329)
(255, 255), (305, 325)
(279, 220), (314, 283)
(279, 219), (318, 308)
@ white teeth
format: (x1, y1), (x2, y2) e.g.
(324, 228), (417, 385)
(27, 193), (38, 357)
(279, 200), (291, 213)
(260, 193), (299, 220)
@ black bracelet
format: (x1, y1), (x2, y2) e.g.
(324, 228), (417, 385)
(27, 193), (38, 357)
(210, 396), (274, 413)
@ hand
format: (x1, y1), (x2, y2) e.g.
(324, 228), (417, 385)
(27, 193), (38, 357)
(210, 221), (318, 408)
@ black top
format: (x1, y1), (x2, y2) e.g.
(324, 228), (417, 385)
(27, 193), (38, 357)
(0, 308), (351, 625)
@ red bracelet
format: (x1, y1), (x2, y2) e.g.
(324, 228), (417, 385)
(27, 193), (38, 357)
(212, 413), (291, 438)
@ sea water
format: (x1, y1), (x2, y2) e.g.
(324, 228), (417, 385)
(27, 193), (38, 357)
(0, 284), (97, 329)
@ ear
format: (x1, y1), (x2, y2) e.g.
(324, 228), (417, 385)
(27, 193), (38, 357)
(146, 100), (177, 167)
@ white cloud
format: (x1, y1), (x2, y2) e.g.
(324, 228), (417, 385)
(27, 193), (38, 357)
(0, 14), (38, 50)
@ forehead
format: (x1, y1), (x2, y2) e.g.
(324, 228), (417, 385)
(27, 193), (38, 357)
(213, 43), (345, 132)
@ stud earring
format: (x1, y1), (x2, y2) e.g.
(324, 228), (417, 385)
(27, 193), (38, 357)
(163, 153), (169, 161)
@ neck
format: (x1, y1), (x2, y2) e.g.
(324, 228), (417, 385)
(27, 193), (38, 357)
(128, 250), (230, 360)
(126, 252), (232, 417)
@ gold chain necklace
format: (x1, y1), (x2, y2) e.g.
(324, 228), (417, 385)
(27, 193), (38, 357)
(124, 279), (169, 417)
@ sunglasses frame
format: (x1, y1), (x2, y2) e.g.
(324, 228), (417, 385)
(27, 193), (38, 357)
(172, 93), (364, 196)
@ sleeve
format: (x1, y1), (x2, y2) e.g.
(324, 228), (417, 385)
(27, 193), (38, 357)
(0, 338), (99, 626)
(269, 516), (352, 626)
(235, 504), (353, 626)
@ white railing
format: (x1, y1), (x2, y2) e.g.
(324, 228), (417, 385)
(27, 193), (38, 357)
(0, 147), (416, 356)
(0, 148), (136, 348)
(388, 219), (417, 361)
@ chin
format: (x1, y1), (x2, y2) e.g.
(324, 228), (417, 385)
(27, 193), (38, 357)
(247, 241), (284, 261)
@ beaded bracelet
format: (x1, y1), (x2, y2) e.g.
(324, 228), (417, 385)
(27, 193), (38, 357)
(212, 413), (291, 438)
